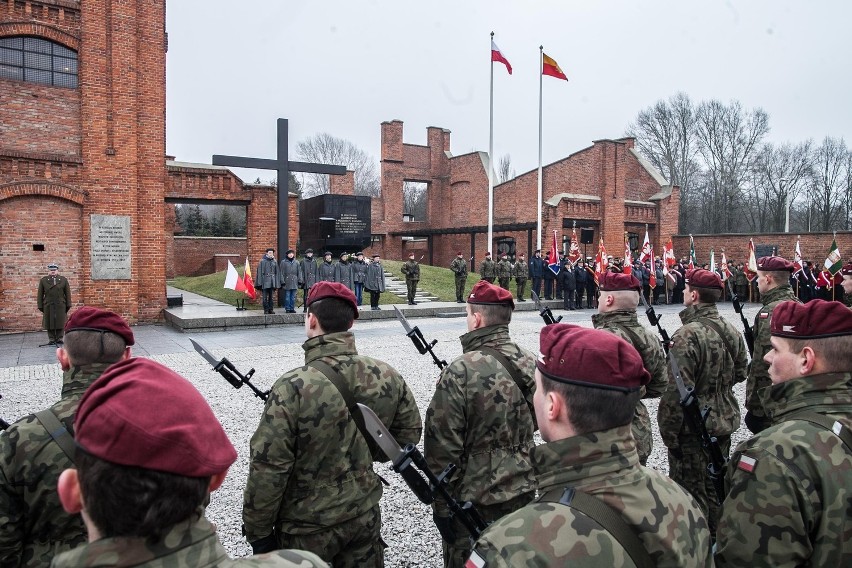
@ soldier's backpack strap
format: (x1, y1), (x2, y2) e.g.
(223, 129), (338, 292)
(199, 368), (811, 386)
(538, 486), (654, 568)
(34, 409), (76, 466)
(477, 347), (535, 419)
(699, 318), (740, 362)
(793, 413), (852, 453)
(610, 324), (645, 353)
(307, 360), (390, 466)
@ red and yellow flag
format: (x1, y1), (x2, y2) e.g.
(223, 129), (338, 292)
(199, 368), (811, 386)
(542, 53), (568, 81)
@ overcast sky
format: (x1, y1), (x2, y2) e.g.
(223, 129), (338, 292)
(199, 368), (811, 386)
(165, 0), (851, 184)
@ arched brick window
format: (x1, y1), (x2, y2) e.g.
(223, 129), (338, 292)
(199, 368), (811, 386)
(0, 36), (77, 88)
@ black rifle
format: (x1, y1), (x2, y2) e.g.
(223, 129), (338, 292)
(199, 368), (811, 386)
(1, 394), (9, 431)
(190, 338), (269, 401)
(669, 353), (727, 505)
(726, 279), (755, 356)
(531, 291), (562, 325)
(359, 402), (488, 539)
(393, 306), (447, 369)
(638, 289), (671, 354)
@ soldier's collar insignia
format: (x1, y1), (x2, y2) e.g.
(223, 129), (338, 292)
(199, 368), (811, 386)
(737, 454), (757, 473)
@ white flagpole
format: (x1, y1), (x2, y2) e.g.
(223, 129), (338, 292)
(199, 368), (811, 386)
(488, 32), (495, 254)
(537, 46), (544, 251)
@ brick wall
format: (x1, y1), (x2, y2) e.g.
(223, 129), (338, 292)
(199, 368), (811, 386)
(0, 81), (81, 157)
(674, 232), (852, 267)
(172, 237), (247, 277)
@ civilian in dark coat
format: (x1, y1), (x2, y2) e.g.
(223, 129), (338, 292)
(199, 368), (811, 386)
(557, 261), (576, 310)
(529, 250), (544, 298)
(574, 262), (588, 309)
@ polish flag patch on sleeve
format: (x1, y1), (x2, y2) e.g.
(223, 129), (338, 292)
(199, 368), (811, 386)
(466, 551), (487, 568)
(737, 454), (757, 473)
(759, 312), (770, 319)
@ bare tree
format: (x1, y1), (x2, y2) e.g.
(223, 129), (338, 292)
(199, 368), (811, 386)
(807, 136), (849, 231)
(746, 141), (813, 232)
(626, 92), (702, 233)
(295, 133), (381, 198)
(403, 181), (428, 222)
(497, 154), (515, 183)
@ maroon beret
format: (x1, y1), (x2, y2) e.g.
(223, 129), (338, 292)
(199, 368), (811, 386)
(757, 256), (794, 272)
(468, 279), (514, 309)
(770, 300), (852, 339)
(306, 281), (359, 319)
(457, 251), (463, 255)
(75, 358), (237, 476)
(537, 324), (650, 392)
(65, 306), (134, 346)
(485, 252), (491, 256)
(841, 263), (852, 276)
(599, 271), (641, 292)
(684, 268), (723, 290)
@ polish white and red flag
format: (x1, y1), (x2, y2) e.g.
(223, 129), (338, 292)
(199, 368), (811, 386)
(721, 250), (733, 280)
(639, 229), (652, 264)
(491, 40), (512, 74)
(792, 238), (803, 275)
(623, 234), (633, 275)
(663, 238), (676, 276)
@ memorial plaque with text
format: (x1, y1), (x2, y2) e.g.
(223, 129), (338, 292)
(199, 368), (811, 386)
(91, 214), (132, 280)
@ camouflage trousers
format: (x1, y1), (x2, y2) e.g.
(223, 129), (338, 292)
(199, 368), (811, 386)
(668, 436), (731, 536)
(278, 504), (384, 568)
(498, 277), (510, 290)
(455, 277), (466, 301)
(441, 493), (533, 568)
(632, 401), (653, 466)
(516, 278), (527, 301)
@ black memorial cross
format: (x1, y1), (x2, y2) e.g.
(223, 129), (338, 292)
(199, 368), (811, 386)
(213, 118), (346, 256)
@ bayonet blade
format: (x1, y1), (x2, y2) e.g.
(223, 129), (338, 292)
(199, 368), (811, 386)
(668, 351), (691, 400)
(189, 337), (220, 368)
(358, 403), (404, 463)
(393, 305), (415, 335)
(531, 290), (543, 311)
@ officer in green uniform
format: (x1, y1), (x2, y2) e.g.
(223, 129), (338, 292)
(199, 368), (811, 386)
(716, 299), (852, 567)
(478, 252), (496, 283)
(592, 271), (668, 466)
(513, 252), (528, 301)
(469, 324), (712, 567)
(37, 263), (71, 345)
(657, 268), (748, 536)
(1, 307), (133, 567)
(52, 357), (327, 568)
(425, 280), (536, 568)
(449, 252), (468, 303)
(243, 282), (422, 567)
(496, 253), (512, 290)
(745, 256), (799, 434)
(400, 253), (421, 305)
(733, 262), (749, 300)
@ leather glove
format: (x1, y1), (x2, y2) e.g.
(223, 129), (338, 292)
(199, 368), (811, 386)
(249, 533), (278, 555)
(433, 514), (457, 542)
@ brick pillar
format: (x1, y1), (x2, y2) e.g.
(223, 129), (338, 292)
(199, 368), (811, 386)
(330, 170), (355, 195)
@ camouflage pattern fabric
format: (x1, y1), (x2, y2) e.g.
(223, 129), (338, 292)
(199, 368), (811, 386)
(746, 284), (800, 424)
(470, 425), (713, 567)
(278, 505), (382, 568)
(513, 260), (528, 279)
(401, 260), (420, 282)
(716, 372), (852, 567)
(479, 259), (497, 280)
(592, 310), (668, 465)
(424, 324), (537, 567)
(496, 260), (513, 289)
(243, 331), (421, 566)
(50, 515), (329, 567)
(450, 258), (467, 301)
(657, 302), (748, 530)
(1, 363), (112, 568)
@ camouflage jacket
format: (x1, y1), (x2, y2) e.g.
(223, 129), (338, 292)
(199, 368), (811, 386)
(592, 310), (668, 461)
(424, 325), (536, 516)
(479, 259), (497, 279)
(243, 332), (422, 541)
(496, 260), (513, 279)
(733, 267), (748, 287)
(51, 515), (329, 567)
(470, 425), (713, 567)
(401, 260), (420, 282)
(1, 363), (112, 568)
(450, 258), (468, 278)
(513, 260), (528, 279)
(746, 284), (799, 415)
(716, 372), (852, 567)
(658, 303), (748, 450)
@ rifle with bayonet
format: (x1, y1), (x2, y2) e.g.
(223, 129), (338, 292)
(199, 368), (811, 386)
(668, 352), (727, 505)
(726, 278), (755, 356)
(638, 289), (671, 354)
(531, 291), (562, 325)
(190, 338), (270, 401)
(359, 402), (489, 540)
(393, 306), (447, 369)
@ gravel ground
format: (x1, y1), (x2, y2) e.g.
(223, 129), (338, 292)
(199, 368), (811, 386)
(0, 303), (759, 567)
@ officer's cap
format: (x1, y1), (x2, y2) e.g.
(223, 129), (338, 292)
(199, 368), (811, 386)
(48, 264), (59, 270)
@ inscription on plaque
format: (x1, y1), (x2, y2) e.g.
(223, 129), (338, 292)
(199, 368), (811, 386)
(91, 214), (131, 280)
(336, 213), (367, 235)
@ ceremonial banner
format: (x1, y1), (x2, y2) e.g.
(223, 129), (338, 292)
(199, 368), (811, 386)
(792, 237), (803, 274)
(567, 227), (581, 265)
(688, 234), (696, 269)
(744, 239), (758, 282)
(639, 229), (652, 263)
(243, 257), (257, 299)
(824, 237), (842, 275)
(623, 233), (633, 275)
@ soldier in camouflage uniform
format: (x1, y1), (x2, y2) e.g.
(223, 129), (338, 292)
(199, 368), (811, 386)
(243, 282), (422, 567)
(449, 252), (468, 303)
(478, 252), (496, 283)
(513, 252), (528, 301)
(657, 268), (748, 536)
(0, 306), (133, 567)
(745, 256), (799, 434)
(496, 253), (512, 290)
(716, 299), (852, 567)
(733, 262), (749, 300)
(592, 272), (668, 466)
(425, 280), (536, 568)
(469, 324), (712, 567)
(52, 357), (327, 568)
(401, 253), (421, 305)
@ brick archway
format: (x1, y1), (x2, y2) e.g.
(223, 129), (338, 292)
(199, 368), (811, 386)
(0, 21), (80, 51)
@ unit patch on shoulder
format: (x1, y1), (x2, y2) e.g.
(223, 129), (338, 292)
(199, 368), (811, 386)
(759, 312), (770, 319)
(466, 551), (487, 568)
(737, 454), (757, 473)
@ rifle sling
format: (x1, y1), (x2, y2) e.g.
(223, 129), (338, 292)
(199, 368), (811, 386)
(34, 409), (76, 466)
(538, 486), (654, 568)
(477, 347), (534, 418)
(699, 318), (740, 364)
